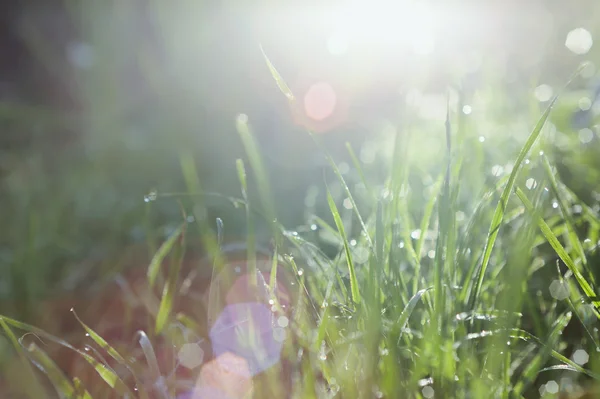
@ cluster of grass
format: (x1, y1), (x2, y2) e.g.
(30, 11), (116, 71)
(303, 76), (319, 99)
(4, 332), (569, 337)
(1, 46), (600, 398)
(3, 3), (600, 397)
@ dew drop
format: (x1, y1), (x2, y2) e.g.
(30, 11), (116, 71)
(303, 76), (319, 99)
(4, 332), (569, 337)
(144, 190), (157, 203)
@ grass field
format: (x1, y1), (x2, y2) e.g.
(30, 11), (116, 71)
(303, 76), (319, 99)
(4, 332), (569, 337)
(1, 2), (600, 398)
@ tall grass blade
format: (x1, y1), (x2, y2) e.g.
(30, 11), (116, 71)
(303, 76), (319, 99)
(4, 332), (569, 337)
(468, 63), (588, 309)
(396, 287), (431, 342)
(512, 312), (571, 395)
(155, 223), (186, 334)
(468, 98), (556, 309)
(0, 318), (46, 398)
(25, 342), (76, 399)
(259, 44), (295, 101)
(73, 377), (94, 399)
(237, 158), (257, 288)
(146, 222), (185, 289)
(515, 187), (600, 316)
(2, 314), (134, 397)
(326, 187), (361, 304)
(542, 155), (593, 282)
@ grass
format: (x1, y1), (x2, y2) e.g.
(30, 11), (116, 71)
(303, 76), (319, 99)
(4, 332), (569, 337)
(2, 4), (600, 399)
(3, 65), (600, 399)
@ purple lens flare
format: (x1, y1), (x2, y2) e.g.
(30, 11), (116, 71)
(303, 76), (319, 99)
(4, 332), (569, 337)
(209, 302), (284, 376)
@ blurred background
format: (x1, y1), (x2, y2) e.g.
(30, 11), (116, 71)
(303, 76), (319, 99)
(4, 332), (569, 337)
(0, 0), (599, 325)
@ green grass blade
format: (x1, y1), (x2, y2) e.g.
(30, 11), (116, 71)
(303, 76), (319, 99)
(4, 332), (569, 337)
(326, 187), (361, 304)
(236, 115), (280, 248)
(73, 377), (94, 399)
(2, 313), (134, 397)
(237, 158), (257, 288)
(396, 287), (432, 342)
(25, 342), (76, 399)
(71, 310), (128, 366)
(0, 318), (47, 398)
(515, 187), (600, 315)
(155, 223), (186, 334)
(146, 222), (185, 289)
(513, 312), (571, 396)
(542, 155), (588, 266)
(135, 331), (164, 394)
(259, 44), (295, 102)
(509, 327), (600, 380)
(468, 96), (557, 309)
(467, 63), (589, 309)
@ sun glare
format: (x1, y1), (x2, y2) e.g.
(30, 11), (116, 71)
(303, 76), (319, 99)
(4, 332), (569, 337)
(325, 1), (438, 56)
(304, 82), (337, 121)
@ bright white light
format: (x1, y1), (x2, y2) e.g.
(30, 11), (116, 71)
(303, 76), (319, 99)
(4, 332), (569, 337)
(327, 31), (350, 55)
(565, 28), (593, 55)
(329, 1), (438, 55)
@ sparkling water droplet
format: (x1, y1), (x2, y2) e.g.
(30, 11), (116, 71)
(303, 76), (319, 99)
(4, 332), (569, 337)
(144, 190), (157, 203)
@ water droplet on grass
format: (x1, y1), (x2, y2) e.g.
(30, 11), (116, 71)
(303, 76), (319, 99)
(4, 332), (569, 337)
(144, 190), (157, 203)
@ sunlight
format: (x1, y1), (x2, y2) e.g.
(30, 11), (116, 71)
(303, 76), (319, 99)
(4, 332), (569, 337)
(326, 1), (438, 56)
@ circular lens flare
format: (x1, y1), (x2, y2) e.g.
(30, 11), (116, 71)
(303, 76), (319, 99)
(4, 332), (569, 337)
(304, 81), (337, 121)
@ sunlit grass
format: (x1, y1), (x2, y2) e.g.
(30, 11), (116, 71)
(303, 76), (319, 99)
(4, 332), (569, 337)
(2, 2), (600, 399)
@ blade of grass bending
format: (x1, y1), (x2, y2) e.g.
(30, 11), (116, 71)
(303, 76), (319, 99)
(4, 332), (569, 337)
(396, 287), (432, 344)
(25, 342), (76, 399)
(73, 377), (94, 399)
(516, 187), (600, 316)
(509, 327), (600, 380)
(2, 314), (135, 397)
(468, 64), (588, 309)
(147, 222), (185, 289)
(259, 47), (371, 252)
(468, 98), (556, 309)
(136, 330), (166, 397)
(513, 312), (571, 396)
(556, 260), (600, 349)
(0, 318), (46, 398)
(71, 310), (128, 366)
(156, 222), (186, 334)
(326, 187), (361, 304)
(542, 155), (591, 276)
(318, 136), (374, 252)
(259, 44), (295, 102)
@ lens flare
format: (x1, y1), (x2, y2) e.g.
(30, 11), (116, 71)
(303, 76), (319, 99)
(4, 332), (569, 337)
(304, 81), (337, 121)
